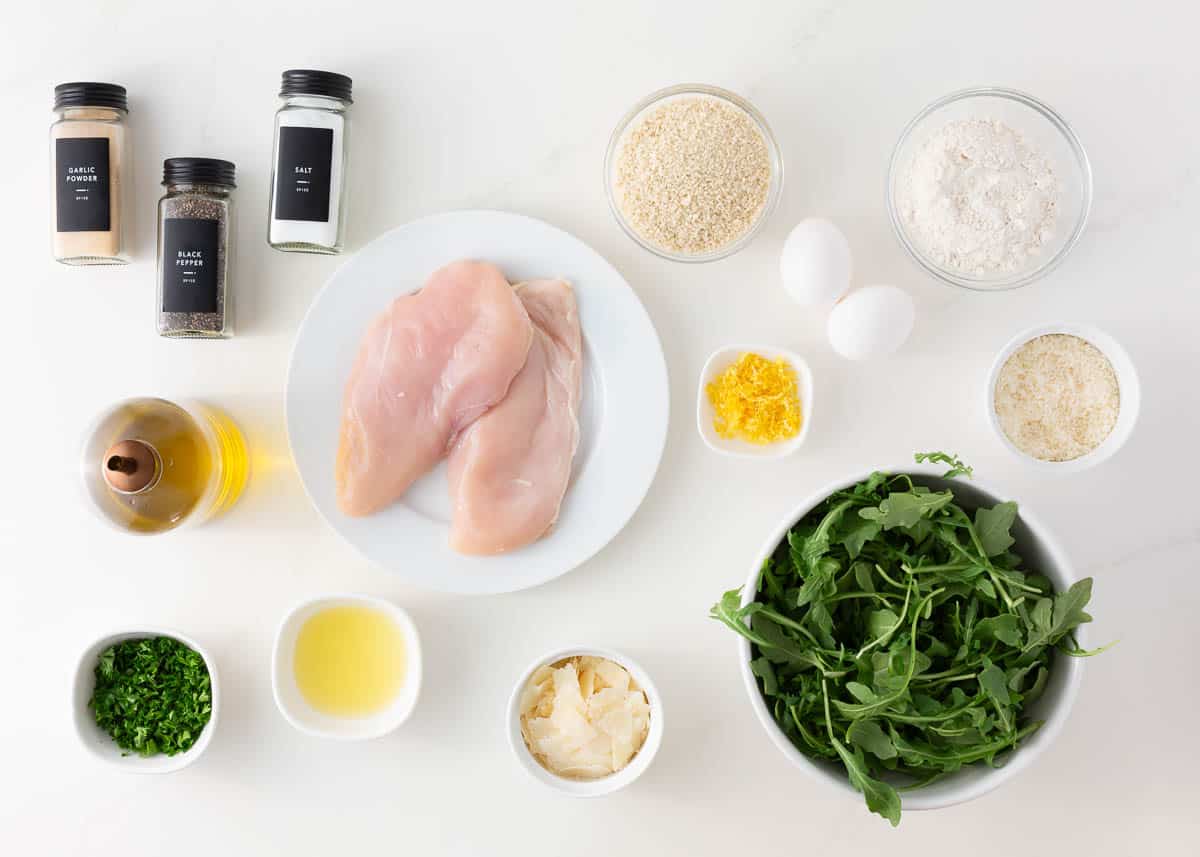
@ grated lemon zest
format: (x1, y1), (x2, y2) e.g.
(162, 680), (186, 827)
(706, 352), (802, 444)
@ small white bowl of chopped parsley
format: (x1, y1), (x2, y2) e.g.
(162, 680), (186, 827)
(73, 628), (218, 773)
(711, 453), (1106, 825)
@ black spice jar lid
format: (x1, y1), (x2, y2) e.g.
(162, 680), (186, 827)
(280, 69), (353, 103)
(162, 158), (237, 188)
(54, 82), (128, 112)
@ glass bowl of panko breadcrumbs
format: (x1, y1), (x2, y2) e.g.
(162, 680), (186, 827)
(605, 84), (784, 262)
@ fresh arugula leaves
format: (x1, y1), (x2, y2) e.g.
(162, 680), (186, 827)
(974, 502), (1018, 557)
(710, 454), (1103, 825)
(89, 636), (212, 757)
(914, 451), (974, 479)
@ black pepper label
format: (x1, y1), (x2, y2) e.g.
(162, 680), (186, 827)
(274, 126), (334, 222)
(55, 137), (111, 232)
(162, 218), (219, 313)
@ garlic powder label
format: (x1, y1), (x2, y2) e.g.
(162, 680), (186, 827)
(161, 218), (219, 313)
(274, 126), (333, 222)
(55, 137), (110, 232)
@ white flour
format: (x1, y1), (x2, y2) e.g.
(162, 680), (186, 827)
(897, 118), (1059, 275)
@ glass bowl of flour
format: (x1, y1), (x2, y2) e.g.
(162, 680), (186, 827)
(887, 87), (1092, 291)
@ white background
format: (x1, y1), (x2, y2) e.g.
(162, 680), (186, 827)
(3, 1), (1198, 854)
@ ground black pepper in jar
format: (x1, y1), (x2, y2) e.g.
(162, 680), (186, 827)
(156, 158), (236, 339)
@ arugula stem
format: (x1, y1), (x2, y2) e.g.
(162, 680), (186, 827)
(911, 672), (978, 688)
(874, 563), (907, 591)
(856, 578), (913, 659)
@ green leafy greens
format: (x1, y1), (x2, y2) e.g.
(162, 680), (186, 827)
(89, 636), (213, 757)
(710, 453), (1103, 826)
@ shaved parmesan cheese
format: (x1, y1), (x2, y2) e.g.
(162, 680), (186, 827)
(518, 655), (651, 780)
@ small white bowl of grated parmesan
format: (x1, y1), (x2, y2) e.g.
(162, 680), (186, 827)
(507, 647), (663, 797)
(986, 323), (1140, 471)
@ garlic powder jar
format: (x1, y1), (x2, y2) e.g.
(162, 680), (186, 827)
(50, 82), (130, 265)
(267, 70), (351, 254)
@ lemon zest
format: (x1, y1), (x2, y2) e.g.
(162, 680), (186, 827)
(706, 352), (802, 444)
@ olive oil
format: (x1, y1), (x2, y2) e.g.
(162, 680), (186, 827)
(293, 605), (407, 717)
(83, 398), (248, 533)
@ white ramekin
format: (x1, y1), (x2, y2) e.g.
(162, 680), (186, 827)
(507, 646), (664, 797)
(697, 344), (814, 458)
(272, 593), (422, 740)
(986, 322), (1140, 472)
(74, 627), (220, 773)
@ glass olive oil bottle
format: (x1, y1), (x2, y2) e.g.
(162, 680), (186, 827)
(82, 398), (248, 534)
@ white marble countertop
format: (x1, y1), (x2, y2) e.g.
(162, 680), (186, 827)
(3, 1), (1197, 854)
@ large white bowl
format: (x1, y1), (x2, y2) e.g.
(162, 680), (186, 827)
(736, 465), (1084, 811)
(986, 322), (1140, 472)
(506, 646), (664, 797)
(272, 593), (422, 741)
(73, 627), (219, 773)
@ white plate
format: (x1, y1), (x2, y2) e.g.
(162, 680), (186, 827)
(286, 210), (669, 594)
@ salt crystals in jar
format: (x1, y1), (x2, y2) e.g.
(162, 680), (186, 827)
(267, 69), (352, 254)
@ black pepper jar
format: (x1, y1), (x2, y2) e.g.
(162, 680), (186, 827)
(156, 158), (236, 339)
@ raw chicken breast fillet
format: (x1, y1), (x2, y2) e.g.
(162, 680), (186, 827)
(447, 279), (583, 554)
(336, 260), (533, 517)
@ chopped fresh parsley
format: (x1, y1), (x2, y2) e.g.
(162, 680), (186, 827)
(89, 636), (212, 757)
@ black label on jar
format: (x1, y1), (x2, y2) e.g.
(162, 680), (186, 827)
(162, 218), (219, 313)
(274, 126), (334, 222)
(55, 137), (111, 232)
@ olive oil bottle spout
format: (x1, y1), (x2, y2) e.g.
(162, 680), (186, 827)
(102, 439), (158, 494)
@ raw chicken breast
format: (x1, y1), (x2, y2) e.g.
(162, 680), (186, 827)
(336, 261), (533, 517)
(447, 279), (583, 554)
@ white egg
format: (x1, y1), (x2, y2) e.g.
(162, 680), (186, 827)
(827, 285), (915, 361)
(779, 218), (852, 306)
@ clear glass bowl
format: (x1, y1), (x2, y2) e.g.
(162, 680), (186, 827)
(887, 87), (1092, 291)
(604, 83), (784, 263)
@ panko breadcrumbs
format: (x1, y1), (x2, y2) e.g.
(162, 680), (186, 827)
(993, 333), (1119, 462)
(614, 96), (771, 255)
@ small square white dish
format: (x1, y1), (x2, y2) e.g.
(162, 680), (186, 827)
(985, 322), (1140, 472)
(696, 344), (813, 458)
(73, 627), (219, 773)
(271, 593), (422, 741)
(506, 646), (664, 797)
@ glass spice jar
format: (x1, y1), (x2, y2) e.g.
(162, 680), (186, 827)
(50, 82), (130, 265)
(267, 69), (352, 254)
(156, 158), (236, 339)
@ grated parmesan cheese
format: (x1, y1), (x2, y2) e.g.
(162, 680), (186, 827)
(993, 334), (1119, 462)
(706, 352), (802, 444)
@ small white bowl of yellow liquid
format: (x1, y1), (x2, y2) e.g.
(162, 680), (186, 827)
(272, 593), (421, 740)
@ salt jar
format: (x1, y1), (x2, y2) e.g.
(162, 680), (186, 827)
(50, 82), (130, 265)
(156, 158), (236, 339)
(267, 69), (352, 254)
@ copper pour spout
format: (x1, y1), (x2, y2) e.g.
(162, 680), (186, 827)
(102, 440), (158, 493)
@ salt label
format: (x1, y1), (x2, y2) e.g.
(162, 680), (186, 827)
(274, 126), (333, 222)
